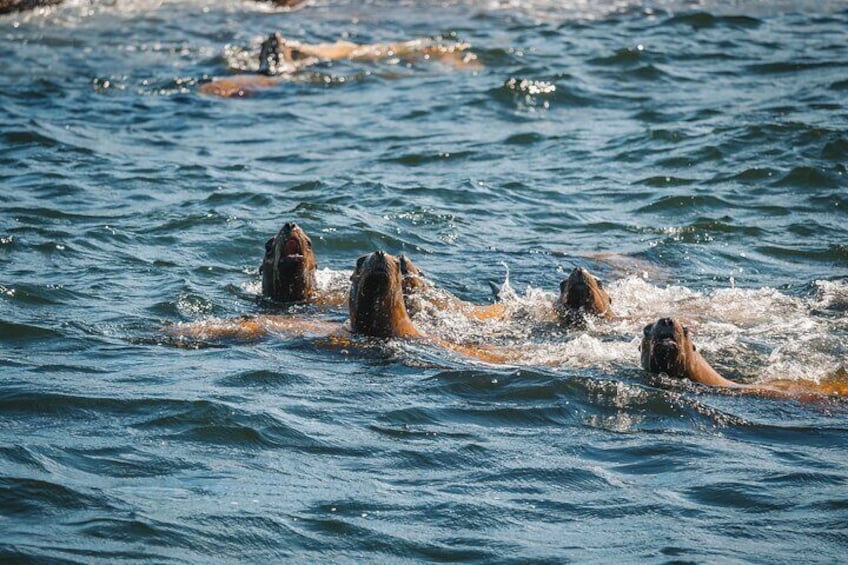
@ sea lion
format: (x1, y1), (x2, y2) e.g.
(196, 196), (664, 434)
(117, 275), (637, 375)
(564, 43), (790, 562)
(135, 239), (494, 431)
(556, 267), (612, 327)
(397, 254), (505, 321)
(0, 0), (61, 14)
(399, 254), (426, 295)
(349, 251), (422, 338)
(640, 318), (740, 387)
(262, 0), (308, 8)
(640, 317), (848, 398)
(260, 222), (317, 302)
(169, 250), (511, 362)
(199, 32), (480, 97)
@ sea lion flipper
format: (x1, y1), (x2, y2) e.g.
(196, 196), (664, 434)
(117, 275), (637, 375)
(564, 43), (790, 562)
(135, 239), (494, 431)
(487, 280), (502, 300)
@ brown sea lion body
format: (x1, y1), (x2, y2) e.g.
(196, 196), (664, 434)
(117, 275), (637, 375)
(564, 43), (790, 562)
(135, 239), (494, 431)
(169, 250), (510, 363)
(260, 222), (317, 303)
(170, 250), (421, 341)
(200, 32), (480, 98)
(398, 254), (505, 321)
(556, 267), (612, 327)
(640, 318), (848, 399)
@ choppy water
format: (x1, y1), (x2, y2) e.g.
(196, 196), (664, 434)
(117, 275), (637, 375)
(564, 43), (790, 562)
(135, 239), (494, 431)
(2, 0), (848, 561)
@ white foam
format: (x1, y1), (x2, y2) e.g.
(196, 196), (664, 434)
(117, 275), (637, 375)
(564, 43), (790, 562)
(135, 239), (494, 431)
(238, 266), (846, 383)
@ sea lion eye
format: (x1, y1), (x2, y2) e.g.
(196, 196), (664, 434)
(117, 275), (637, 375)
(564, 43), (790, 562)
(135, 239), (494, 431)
(683, 326), (689, 337)
(643, 323), (653, 337)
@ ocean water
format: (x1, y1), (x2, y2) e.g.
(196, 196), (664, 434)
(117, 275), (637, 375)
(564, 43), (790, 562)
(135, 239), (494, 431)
(1, 0), (847, 562)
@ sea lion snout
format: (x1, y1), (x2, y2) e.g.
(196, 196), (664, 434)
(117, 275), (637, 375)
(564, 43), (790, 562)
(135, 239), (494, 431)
(349, 250), (417, 338)
(398, 254), (426, 296)
(640, 317), (732, 387)
(641, 318), (690, 378)
(556, 266), (612, 326)
(652, 318), (676, 339)
(261, 222), (317, 302)
(281, 223), (306, 256)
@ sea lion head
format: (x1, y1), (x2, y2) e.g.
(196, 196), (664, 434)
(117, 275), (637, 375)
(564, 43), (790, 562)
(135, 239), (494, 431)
(398, 254), (426, 295)
(258, 32), (307, 75)
(556, 267), (612, 326)
(640, 317), (694, 378)
(260, 222), (317, 302)
(349, 250), (414, 337)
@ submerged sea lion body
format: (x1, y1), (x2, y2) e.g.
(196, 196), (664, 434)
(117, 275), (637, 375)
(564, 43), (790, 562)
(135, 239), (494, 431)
(260, 222), (317, 303)
(556, 267), (612, 327)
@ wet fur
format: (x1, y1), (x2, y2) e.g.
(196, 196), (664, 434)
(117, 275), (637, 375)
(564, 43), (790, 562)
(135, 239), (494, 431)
(260, 223), (317, 302)
(556, 267), (612, 327)
(640, 318), (733, 386)
(349, 251), (421, 338)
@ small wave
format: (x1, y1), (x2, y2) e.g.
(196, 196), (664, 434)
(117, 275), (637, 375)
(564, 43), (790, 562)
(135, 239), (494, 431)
(134, 398), (356, 454)
(0, 320), (62, 343)
(380, 149), (476, 166)
(759, 244), (848, 266)
(707, 167), (778, 184)
(634, 194), (731, 213)
(771, 166), (843, 189)
(746, 60), (847, 75)
(217, 368), (311, 388)
(0, 476), (114, 517)
(635, 175), (697, 187)
(663, 12), (762, 30)
(489, 77), (590, 110)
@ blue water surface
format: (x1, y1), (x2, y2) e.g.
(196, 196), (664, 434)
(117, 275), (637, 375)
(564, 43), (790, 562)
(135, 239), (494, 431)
(1, 0), (847, 562)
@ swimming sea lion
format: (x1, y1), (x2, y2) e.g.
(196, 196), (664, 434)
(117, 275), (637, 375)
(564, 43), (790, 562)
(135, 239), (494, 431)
(349, 251), (422, 338)
(260, 222), (317, 302)
(640, 318), (737, 387)
(200, 33), (480, 97)
(640, 317), (848, 398)
(263, 0), (307, 8)
(556, 267), (612, 327)
(397, 254), (506, 321)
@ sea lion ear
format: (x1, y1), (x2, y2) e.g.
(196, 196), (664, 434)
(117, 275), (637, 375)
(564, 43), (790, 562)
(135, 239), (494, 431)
(265, 237), (275, 253)
(559, 279), (568, 292)
(355, 255), (367, 271)
(643, 323), (653, 337)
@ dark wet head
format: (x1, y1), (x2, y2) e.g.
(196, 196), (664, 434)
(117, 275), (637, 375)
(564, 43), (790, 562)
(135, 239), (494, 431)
(349, 250), (408, 337)
(260, 222), (317, 302)
(258, 32), (306, 75)
(556, 267), (612, 325)
(640, 317), (692, 378)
